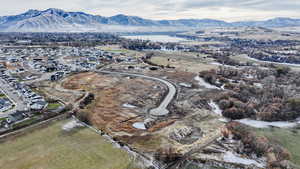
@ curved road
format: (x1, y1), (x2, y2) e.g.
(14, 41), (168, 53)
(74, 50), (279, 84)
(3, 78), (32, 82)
(59, 56), (177, 116)
(98, 71), (177, 116)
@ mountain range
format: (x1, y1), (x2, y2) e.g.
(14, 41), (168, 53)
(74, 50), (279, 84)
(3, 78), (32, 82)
(1, 8), (300, 32)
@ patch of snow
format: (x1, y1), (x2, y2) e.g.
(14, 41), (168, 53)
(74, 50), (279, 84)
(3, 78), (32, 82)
(221, 84), (226, 90)
(297, 117), (300, 124)
(245, 74), (254, 79)
(62, 119), (84, 131)
(208, 100), (223, 115)
(194, 76), (220, 90)
(122, 103), (137, 108)
(236, 118), (298, 128)
(132, 122), (146, 130)
(210, 62), (239, 69)
(219, 118), (230, 123)
(223, 151), (266, 168)
(179, 82), (192, 88)
(254, 83), (263, 89)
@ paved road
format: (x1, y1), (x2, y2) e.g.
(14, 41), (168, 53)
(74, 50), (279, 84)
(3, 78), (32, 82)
(0, 79), (27, 118)
(98, 71), (177, 116)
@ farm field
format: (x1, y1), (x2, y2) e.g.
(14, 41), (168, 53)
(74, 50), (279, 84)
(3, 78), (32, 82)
(0, 119), (135, 169)
(149, 51), (217, 73)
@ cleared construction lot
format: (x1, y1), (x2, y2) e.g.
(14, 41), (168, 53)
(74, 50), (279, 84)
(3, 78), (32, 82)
(62, 71), (224, 158)
(0, 119), (135, 169)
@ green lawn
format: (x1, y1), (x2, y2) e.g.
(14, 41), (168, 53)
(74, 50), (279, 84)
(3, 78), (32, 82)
(0, 119), (136, 169)
(0, 117), (6, 122)
(47, 102), (62, 110)
(254, 127), (300, 168)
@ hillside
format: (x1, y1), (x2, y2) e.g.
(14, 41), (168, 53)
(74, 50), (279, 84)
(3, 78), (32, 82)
(1, 8), (300, 32)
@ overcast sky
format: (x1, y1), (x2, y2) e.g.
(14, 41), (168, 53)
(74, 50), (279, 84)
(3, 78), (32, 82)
(1, 0), (300, 21)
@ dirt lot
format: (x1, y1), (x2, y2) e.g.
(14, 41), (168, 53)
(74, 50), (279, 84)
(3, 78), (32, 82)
(63, 72), (173, 151)
(62, 71), (224, 154)
(34, 81), (84, 105)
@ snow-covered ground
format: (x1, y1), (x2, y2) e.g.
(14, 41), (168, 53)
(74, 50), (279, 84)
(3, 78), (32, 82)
(220, 84), (226, 90)
(210, 62), (239, 69)
(122, 103), (137, 108)
(208, 100), (223, 116)
(223, 151), (266, 168)
(208, 100), (230, 122)
(194, 76), (220, 90)
(179, 82), (192, 88)
(132, 122), (146, 130)
(253, 83), (263, 89)
(62, 119), (84, 131)
(236, 118), (300, 128)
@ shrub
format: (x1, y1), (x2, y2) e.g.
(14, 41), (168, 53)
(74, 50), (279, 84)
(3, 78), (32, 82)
(154, 146), (181, 163)
(275, 66), (290, 77)
(223, 107), (245, 120)
(225, 122), (291, 168)
(287, 98), (300, 112)
(219, 99), (232, 110)
(76, 111), (90, 124)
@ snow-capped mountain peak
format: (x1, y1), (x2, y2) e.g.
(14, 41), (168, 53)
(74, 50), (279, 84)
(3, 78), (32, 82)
(0, 8), (300, 32)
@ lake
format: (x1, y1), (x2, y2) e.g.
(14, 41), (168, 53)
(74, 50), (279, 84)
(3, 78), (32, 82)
(121, 35), (188, 43)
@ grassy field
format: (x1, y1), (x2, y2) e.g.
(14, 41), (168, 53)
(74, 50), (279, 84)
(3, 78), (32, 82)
(97, 45), (143, 59)
(0, 119), (136, 169)
(254, 127), (300, 168)
(148, 51), (217, 73)
(47, 102), (62, 110)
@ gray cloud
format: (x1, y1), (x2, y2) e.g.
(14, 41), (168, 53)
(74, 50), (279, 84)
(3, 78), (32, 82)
(0, 0), (300, 21)
(181, 0), (300, 11)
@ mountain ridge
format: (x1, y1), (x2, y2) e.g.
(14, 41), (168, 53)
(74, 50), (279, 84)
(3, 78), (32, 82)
(1, 8), (300, 32)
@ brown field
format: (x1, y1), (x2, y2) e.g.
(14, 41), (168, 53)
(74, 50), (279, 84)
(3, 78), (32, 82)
(62, 71), (223, 154)
(35, 81), (84, 104)
(62, 72), (174, 151)
(149, 51), (217, 73)
(97, 45), (144, 59)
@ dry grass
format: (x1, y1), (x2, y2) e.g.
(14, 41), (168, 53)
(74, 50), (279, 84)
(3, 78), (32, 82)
(63, 72), (165, 134)
(150, 52), (217, 73)
(62, 72), (171, 152)
(0, 119), (134, 169)
(97, 45), (144, 59)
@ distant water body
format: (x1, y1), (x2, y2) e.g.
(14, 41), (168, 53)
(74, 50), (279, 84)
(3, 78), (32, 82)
(121, 35), (187, 43)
